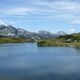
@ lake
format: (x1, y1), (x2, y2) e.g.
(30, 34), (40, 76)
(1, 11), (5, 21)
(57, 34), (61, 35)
(0, 43), (80, 80)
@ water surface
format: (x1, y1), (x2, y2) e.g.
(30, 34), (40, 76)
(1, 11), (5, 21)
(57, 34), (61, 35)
(0, 43), (80, 80)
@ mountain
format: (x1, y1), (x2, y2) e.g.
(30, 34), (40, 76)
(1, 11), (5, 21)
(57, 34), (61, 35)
(56, 31), (67, 36)
(38, 30), (52, 38)
(38, 30), (67, 39)
(0, 24), (35, 38)
(0, 25), (17, 37)
(0, 24), (67, 39)
(17, 28), (29, 38)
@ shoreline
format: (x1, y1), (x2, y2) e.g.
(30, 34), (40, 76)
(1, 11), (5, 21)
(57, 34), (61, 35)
(37, 41), (80, 48)
(0, 37), (33, 43)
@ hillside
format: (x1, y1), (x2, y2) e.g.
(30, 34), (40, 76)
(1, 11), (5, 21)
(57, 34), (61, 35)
(0, 37), (33, 43)
(37, 33), (80, 47)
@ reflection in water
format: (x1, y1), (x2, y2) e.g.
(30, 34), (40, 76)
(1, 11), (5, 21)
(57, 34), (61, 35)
(0, 43), (80, 80)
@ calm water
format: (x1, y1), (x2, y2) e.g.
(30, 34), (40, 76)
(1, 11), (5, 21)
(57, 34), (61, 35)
(0, 43), (80, 80)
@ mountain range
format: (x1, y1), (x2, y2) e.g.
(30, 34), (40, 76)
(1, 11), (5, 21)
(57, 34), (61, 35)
(0, 24), (67, 39)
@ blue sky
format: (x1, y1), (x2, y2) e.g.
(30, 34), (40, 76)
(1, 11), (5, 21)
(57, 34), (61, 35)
(0, 0), (80, 33)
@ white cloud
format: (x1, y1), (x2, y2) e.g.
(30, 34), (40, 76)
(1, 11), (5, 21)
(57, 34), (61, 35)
(0, 20), (7, 26)
(0, 0), (80, 26)
(1, 1), (80, 15)
(0, 0), (80, 18)
(72, 19), (80, 24)
(0, 7), (37, 15)
(69, 28), (75, 33)
(0, 7), (53, 16)
(0, 20), (15, 26)
(34, 1), (80, 11)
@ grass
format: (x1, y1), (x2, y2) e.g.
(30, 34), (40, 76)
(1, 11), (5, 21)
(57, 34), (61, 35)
(0, 37), (33, 43)
(37, 34), (80, 47)
(37, 40), (80, 47)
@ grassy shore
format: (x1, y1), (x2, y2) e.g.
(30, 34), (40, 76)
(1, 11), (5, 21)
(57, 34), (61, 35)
(37, 34), (80, 47)
(0, 37), (33, 43)
(37, 40), (80, 47)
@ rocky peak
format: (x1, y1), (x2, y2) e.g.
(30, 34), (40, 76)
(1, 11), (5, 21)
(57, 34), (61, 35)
(57, 31), (67, 35)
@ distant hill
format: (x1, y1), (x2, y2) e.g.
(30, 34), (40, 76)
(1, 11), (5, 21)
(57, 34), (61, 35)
(58, 33), (80, 43)
(37, 32), (80, 47)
